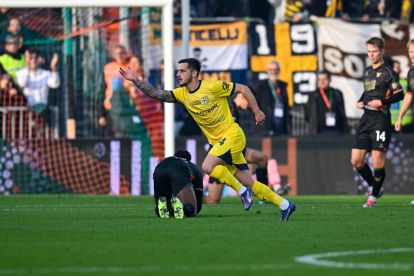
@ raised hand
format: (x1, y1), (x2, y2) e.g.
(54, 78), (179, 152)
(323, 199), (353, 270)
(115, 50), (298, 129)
(119, 67), (137, 82)
(50, 53), (58, 71)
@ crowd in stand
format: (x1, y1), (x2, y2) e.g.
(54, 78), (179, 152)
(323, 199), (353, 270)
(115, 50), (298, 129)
(0, 14), (60, 139)
(178, 0), (414, 24)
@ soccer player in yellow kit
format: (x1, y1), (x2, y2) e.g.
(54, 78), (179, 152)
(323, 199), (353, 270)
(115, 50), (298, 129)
(120, 58), (296, 221)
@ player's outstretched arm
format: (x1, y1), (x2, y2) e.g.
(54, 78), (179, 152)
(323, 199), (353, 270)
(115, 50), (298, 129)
(235, 83), (265, 125)
(119, 67), (176, 103)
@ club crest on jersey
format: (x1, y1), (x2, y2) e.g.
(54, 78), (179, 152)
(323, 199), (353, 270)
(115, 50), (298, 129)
(376, 72), (381, 78)
(222, 82), (230, 90)
(391, 82), (398, 89)
(202, 96), (209, 104)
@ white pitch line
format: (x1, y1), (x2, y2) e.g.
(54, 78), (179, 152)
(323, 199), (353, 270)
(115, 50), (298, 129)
(0, 204), (139, 208)
(295, 248), (414, 270)
(0, 207), (141, 212)
(0, 264), (294, 274)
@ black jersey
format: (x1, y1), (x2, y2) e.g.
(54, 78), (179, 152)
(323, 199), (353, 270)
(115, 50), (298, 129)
(361, 64), (403, 108)
(153, 156), (204, 214)
(407, 67), (414, 93)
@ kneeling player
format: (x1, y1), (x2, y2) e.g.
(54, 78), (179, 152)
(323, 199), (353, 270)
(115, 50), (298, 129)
(153, 150), (203, 218)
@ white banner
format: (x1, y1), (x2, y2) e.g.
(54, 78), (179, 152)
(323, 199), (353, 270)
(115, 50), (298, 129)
(178, 45), (247, 71)
(317, 18), (381, 118)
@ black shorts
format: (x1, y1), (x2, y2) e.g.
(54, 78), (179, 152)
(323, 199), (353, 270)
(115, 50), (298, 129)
(353, 109), (391, 152)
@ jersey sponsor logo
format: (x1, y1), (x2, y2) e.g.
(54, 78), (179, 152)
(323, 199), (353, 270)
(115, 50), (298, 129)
(364, 80), (376, 91)
(192, 103), (219, 116)
(202, 96), (209, 104)
(192, 100), (202, 105)
(222, 82), (230, 90)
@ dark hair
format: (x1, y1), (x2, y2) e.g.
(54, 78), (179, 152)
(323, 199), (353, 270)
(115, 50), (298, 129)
(29, 49), (41, 57)
(174, 150), (192, 161)
(366, 37), (385, 50)
(178, 58), (201, 75)
(318, 70), (331, 80)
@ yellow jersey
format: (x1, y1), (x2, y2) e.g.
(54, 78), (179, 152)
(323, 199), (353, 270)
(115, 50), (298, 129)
(172, 80), (237, 144)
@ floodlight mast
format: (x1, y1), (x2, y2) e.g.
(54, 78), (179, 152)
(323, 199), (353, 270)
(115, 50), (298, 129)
(1, 0), (175, 158)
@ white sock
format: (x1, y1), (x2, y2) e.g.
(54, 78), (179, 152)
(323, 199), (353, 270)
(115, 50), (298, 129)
(280, 199), (290, 210)
(239, 186), (247, 194)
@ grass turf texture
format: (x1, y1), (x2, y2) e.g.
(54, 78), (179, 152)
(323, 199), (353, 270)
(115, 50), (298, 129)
(0, 195), (413, 276)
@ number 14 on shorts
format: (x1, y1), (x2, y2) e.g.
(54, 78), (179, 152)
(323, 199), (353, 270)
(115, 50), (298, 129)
(376, 130), (386, 142)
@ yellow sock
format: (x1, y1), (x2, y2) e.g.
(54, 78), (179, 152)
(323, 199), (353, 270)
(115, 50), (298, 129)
(210, 165), (243, 193)
(252, 180), (284, 207)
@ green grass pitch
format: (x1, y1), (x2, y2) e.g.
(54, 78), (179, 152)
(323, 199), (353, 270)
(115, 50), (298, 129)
(1, 195), (413, 275)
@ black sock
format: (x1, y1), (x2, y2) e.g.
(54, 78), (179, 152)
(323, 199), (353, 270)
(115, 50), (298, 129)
(356, 164), (373, 187)
(372, 168), (385, 198)
(255, 167), (268, 185)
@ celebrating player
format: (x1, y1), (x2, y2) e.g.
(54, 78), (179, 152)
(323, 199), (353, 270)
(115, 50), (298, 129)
(153, 150), (203, 219)
(120, 58), (296, 222)
(351, 37), (404, 208)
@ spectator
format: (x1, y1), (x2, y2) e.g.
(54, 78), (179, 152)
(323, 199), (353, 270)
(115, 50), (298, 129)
(305, 71), (349, 135)
(102, 45), (130, 111)
(284, 0), (310, 22)
(149, 59), (165, 90)
(123, 55), (146, 100)
(1, 73), (27, 138)
(99, 45), (130, 132)
(0, 34), (26, 82)
(192, 0), (218, 17)
(16, 50), (59, 122)
(341, 0), (385, 21)
(253, 61), (291, 136)
(1, 17), (23, 51)
(7, 17), (24, 50)
(325, 0), (347, 18)
(392, 59), (402, 81)
(400, 0), (414, 23)
(383, 0), (403, 20)
(0, 73), (20, 105)
(267, 0), (287, 23)
(307, 0), (328, 18)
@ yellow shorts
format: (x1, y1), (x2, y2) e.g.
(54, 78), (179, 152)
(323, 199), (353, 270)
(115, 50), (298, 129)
(208, 124), (248, 170)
